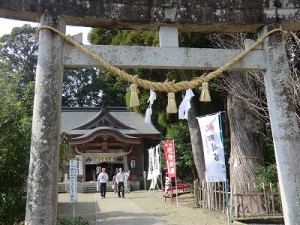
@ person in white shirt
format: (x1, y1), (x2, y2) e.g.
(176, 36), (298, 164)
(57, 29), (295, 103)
(116, 167), (125, 198)
(97, 167), (109, 198)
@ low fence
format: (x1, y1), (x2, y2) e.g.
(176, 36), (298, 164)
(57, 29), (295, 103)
(194, 180), (283, 220)
(194, 180), (227, 212)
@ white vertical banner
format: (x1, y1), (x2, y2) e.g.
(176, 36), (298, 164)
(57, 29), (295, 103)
(69, 159), (78, 203)
(154, 145), (161, 176)
(76, 155), (83, 175)
(147, 147), (155, 180)
(197, 113), (226, 182)
(149, 179), (157, 190)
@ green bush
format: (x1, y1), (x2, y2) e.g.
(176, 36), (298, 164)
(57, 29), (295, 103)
(57, 217), (90, 225)
(255, 164), (282, 212)
(255, 164), (278, 190)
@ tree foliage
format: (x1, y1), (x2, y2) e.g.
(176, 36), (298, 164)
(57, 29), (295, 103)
(0, 25), (37, 115)
(165, 121), (196, 179)
(0, 25), (38, 89)
(62, 68), (104, 107)
(0, 25), (37, 224)
(0, 62), (31, 224)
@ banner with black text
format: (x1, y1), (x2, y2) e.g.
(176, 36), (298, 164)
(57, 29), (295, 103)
(197, 113), (226, 182)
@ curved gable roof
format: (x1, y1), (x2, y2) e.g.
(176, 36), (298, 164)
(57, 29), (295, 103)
(69, 127), (141, 145)
(73, 106), (133, 130)
(61, 107), (161, 137)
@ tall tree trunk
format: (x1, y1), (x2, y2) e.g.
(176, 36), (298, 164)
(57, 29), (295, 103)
(188, 98), (206, 181)
(227, 72), (265, 215)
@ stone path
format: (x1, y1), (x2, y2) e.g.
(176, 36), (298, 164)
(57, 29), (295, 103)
(58, 191), (164, 225)
(58, 191), (231, 225)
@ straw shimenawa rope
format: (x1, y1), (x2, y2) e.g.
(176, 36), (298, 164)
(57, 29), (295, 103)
(36, 26), (286, 93)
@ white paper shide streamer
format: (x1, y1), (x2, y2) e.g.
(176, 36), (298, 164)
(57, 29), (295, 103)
(145, 90), (156, 123)
(179, 88), (194, 120)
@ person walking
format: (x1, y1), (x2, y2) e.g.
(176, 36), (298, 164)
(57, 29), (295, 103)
(116, 167), (125, 198)
(112, 171), (118, 193)
(97, 167), (109, 198)
(124, 170), (131, 193)
(96, 164), (101, 177)
(92, 170), (97, 182)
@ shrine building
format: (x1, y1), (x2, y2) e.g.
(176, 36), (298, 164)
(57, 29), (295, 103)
(60, 106), (161, 187)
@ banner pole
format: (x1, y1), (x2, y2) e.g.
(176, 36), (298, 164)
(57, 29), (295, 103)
(175, 177), (179, 206)
(172, 140), (179, 206)
(72, 202), (75, 220)
(158, 145), (164, 198)
(152, 147), (155, 192)
(218, 112), (231, 225)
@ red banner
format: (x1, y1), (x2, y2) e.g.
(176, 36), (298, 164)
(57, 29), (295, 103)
(163, 140), (176, 178)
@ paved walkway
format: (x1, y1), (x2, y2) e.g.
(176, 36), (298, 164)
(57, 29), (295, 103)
(58, 191), (165, 225)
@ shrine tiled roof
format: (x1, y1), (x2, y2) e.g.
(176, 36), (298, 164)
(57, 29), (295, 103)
(61, 106), (161, 137)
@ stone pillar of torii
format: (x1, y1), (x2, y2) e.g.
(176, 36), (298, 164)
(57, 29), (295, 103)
(25, 14), (66, 224)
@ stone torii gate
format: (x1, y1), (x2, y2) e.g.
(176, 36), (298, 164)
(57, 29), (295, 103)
(1, 1), (300, 225)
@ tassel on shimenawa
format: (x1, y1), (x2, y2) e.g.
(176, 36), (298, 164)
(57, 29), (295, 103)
(200, 82), (211, 102)
(130, 83), (140, 107)
(166, 92), (178, 113)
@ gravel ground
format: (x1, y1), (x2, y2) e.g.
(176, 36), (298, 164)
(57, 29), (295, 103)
(125, 190), (231, 225)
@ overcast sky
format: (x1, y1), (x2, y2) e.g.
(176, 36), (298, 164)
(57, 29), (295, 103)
(0, 18), (91, 44)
